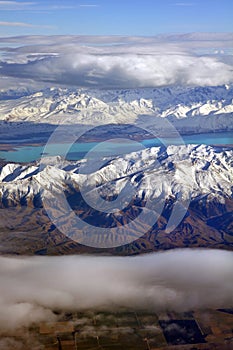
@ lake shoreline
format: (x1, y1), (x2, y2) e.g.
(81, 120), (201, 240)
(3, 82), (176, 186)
(0, 129), (233, 163)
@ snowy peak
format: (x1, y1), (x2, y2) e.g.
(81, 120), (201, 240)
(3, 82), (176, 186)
(0, 145), (232, 208)
(0, 85), (232, 134)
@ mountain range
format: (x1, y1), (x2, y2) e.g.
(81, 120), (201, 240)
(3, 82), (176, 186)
(0, 144), (232, 254)
(0, 84), (232, 254)
(0, 84), (233, 137)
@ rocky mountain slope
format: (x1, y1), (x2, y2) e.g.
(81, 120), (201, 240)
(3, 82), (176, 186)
(0, 144), (232, 254)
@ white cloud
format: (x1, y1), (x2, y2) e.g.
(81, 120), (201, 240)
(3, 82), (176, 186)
(38, 4), (99, 10)
(1, 52), (232, 88)
(0, 34), (233, 89)
(0, 249), (232, 331)
(0, 1), (34, 4)
(0, 21), (53, 28)
(0, 1), (99, 11)
(0, 1), (36, 10)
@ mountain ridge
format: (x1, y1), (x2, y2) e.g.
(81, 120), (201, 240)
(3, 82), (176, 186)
(0, 144), (232, 252)
(0, 85), (232, 135)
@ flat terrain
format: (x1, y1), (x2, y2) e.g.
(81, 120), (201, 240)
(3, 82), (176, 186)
(1, 309), (232, 349)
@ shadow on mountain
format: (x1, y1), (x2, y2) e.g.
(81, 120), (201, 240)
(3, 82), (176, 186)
(0, 120), (158, 145)
(0, 120), (233, 255)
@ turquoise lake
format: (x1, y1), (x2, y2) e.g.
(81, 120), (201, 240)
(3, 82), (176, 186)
(0, 131), (232, 163)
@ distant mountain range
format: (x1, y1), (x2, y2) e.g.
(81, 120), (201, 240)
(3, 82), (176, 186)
(0, 84), (233, 135)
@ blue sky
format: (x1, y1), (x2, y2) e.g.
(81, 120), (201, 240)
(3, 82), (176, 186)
(0, 0), (232, 37)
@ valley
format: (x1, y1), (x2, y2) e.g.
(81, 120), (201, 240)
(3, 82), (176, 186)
(0, 83), (232, 350)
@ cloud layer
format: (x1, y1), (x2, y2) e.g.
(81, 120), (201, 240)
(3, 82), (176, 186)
(0, 34), (233, 89)
(2, 53), (232, 88)
(0, 249), (232, 331)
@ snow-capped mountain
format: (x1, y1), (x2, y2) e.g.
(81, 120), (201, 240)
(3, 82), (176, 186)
(0, 85), (233, 135)
(0, 144), (232, 206)
(0, 84), (232, 252)
(0, 144), (232, 253)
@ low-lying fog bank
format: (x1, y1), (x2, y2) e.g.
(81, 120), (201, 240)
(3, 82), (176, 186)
(0, 249), (232, 331)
